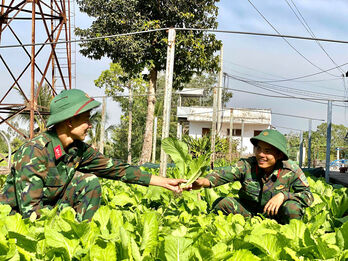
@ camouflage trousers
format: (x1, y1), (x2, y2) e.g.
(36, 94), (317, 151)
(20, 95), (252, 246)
(57, 172), (101, 222)
(212, 197), (304, 224)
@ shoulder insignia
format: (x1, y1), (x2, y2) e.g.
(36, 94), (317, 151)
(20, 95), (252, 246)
(54, 145), (63, 159)
(299, 173), (309, 187)
(275, 185), (284, 190)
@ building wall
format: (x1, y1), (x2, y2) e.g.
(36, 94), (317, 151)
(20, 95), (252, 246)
(188, 121), (270, 155)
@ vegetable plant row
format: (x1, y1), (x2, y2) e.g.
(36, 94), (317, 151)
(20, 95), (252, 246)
(0, 167), (347, 260)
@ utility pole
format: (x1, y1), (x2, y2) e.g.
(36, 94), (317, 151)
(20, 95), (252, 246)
(307, 119), (312, 168)
(152, 117), (158, 163)
(211, 87), (218, 167)
(127, 87), (133, 164)
(160, 28), (176, 177)
(210, 46), (223, 167)
(325, 100), (332, 183)
(228, 108), (234, 163)
(240, 119), (245, 156)
(299, 131), (303, 168)
(217, 45), (223, 134)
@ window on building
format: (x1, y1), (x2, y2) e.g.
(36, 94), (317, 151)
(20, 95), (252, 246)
(202, 128), (211, 136)
(254, 130), (262, 136)
(227, 129), (241, 136)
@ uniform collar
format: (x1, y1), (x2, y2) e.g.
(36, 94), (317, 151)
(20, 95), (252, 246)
(45, 129), (66, 160)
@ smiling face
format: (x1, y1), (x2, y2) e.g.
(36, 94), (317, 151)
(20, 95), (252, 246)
(254, 140), (283, 173)
(68, 111), (92, 141)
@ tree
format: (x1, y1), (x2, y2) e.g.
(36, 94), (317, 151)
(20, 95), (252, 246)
(285, 123), (348, 166)
(75, 0), (222, 164)
(94, 63), (148, 161)
(14, 83), (52, 134)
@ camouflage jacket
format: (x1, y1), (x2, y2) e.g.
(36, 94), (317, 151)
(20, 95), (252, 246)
(0, 130), (151, 218)
(206, 156), (314, 208)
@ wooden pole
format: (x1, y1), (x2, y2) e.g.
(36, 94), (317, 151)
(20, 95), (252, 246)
(159, 28), (176, 177)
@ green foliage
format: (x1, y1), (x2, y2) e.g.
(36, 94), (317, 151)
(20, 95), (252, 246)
(75, 0), (222, 86)
(285, 123), (348, 165)
(0, 173), (347, 260)
(162, 137), (210, 186)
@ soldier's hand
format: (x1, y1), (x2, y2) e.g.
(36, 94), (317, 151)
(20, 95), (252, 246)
(164, 178), (187, 193)
(263, 192), (285, 216)
(184, 178), (211, 191)
(149, 175), (187, 193)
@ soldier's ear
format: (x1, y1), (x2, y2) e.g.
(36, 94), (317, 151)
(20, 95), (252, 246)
(66, 119), (73, 128)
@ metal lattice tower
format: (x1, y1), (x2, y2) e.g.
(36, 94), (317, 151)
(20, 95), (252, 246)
(0, 0), (75, 139)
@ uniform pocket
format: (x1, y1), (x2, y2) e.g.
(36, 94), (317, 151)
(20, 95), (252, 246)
(239, 179), (261, 203)
(44, 168), (65, 187)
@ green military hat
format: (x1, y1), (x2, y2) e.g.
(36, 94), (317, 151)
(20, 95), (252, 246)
(47, 89), (101, 127)
(250, 129), (288, 160)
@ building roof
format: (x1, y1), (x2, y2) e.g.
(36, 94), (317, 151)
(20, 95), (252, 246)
(177, 106), (271, 124)
(176, 88), (205, 97)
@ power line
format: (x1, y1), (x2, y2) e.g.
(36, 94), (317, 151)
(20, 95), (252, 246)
(225, 73), (347, 102)
(285, 0), (344, 75)
(2, 27), (348, 49)
(228, 73), (346, 100)
(224, 61), (346, 95)
(246, 0), (338, 77)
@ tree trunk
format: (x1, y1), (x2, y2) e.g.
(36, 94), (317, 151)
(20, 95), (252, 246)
(139, 69), (157, 164)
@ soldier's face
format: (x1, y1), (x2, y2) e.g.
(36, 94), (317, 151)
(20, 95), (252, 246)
(69, 111), (92, 141)
(254, 141), (282, 170)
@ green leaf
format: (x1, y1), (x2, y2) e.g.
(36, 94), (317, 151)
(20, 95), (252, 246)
(162, 137), (191, 175)
(245, 233), (286, 260)
(140, 212), (159, 257)
(183, 154), (209, 187)
(90, 238), (117, 261)
(111, 192), (138, 207)
(44, 223), (80, 259)
(164, 235), (193, 261)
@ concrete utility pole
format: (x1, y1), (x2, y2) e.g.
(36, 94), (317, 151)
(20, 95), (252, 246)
(217, 45), (223, 134)
(325, 100), (332, 183)
(127, 87), (133, 164)
(210, 46), (223, 167)
(160, 28), (176, 177)
(152, 117), (158, 163)
(299, 131), (304, 168)
(99, 96), (106, 154)
(229, 108), (234, 162)
(211, 87), (218, 166)
(307, 119), (312, 168)
(240, 119), (245, 156)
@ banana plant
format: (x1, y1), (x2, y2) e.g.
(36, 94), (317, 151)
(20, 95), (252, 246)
(162, 137), (210, 187)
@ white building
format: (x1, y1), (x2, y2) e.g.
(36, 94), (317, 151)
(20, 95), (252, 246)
(177, 106), (272, 155)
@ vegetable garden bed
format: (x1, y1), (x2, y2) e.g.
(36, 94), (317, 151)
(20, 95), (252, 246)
(0, 169), (347, 260)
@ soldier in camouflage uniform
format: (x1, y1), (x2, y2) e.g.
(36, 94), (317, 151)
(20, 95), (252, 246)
(0, 89), (186, 221)
(190, 129), (314, 224)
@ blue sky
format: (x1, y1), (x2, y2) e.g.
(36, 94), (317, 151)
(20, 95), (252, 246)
(1, 0), (348, 135)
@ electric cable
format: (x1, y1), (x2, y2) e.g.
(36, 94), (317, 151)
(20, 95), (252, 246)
(247, 0), (339, 77)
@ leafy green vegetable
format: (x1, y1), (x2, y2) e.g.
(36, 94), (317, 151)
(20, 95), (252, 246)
(162, 137), (210, 187)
